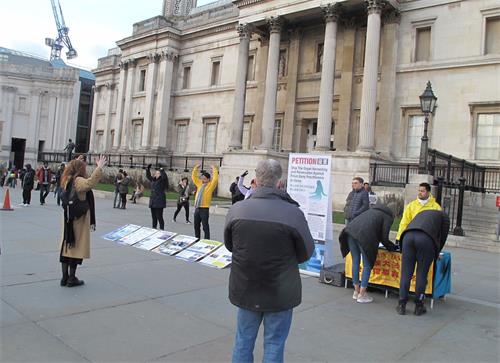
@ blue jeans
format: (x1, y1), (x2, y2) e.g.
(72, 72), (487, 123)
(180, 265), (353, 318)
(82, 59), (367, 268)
(232, 308), (293, 363)
(348, 235), (372, 288)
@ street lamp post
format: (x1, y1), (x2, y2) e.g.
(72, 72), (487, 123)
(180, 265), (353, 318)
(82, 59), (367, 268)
(418, 81), (437, 174)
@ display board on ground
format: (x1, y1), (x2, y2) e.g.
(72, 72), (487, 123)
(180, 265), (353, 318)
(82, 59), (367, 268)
(199, 245), (232, 269)
(134, 230), (177, 250)
(176, 239), (224, 262)
(118, 227), (158, 245)
(152, 235), (199, 256)
(102, 224), (141, 241)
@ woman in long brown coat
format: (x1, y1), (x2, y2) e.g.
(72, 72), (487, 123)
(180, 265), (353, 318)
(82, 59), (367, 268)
(59, 155), (107, 287)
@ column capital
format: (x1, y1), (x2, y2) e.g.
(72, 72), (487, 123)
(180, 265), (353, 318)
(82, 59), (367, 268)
(322, 3), (342, 23)
(383, 8), (401, 24)
(365, 0), (385, 15)
(161, 50), (178, 62)
(237, 23), (252, 39)
(147, 53), (161, 63)
(267, 16), (284, 34)
(2, 85), (17, 93)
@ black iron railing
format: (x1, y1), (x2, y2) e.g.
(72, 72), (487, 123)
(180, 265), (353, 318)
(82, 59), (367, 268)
(39, 152), (223, 172)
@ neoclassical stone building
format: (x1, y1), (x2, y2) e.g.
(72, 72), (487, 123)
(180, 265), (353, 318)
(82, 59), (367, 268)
(90, 0), (500, 206)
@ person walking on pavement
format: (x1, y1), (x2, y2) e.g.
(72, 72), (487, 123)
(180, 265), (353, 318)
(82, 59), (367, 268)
(146, 164), (169, 230)
(54, 163), (65, 206)
(118, 171), (131, 209)
(344, 176), (369, 224)
(397, 210), (450, 316)
(173, 177), (191, 224)
(63, 139), (76, 162)
(21, 164), (35, 206)
(224, 159), (315, 363)
(59, 154), (107, 287)
(191, 164), (218, 240)
(36, 161), (53, 205)
(339, 204), (397, 303)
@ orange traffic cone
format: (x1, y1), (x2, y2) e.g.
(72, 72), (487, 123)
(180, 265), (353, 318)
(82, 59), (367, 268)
(1, 188), (14, 211)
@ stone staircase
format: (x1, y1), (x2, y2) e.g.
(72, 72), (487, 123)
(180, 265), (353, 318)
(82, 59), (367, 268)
(460, 192), (499, 242)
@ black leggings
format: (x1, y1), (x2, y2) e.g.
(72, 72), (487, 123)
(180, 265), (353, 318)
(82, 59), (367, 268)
(150, 208), (165, 230)
(174, 201), (190, 222)
(22, 188), (32, 204)
(120, 193), (127, 208)
(399, 230), (435, 302)
(194, 207), (210, 239)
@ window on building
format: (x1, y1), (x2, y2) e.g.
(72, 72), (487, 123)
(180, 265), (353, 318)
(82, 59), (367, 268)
(175, 122), (188, 152)
(316, 43), (324, 73)
(17, 96), (27, 112)
(406, 115), (424, 158)
(242, 119), (252, 150)
(132, 121), (143, 150)
(485, 17), (500, 54)
(247, 55), (255, 81)
(203, 120), (218, 153)
(272, 119), (282, 152)
(415, 27), (431, 62)
(211, 61), (221, 86)
(110, 130), (115, 148)
(138, 69), (146, 92)
(476, 113), (500, 160)
(182, 65), (191, 89)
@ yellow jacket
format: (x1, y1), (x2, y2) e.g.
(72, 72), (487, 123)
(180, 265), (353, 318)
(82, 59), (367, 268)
(396, 194), (442, 240)
(192, 165), (219, 208)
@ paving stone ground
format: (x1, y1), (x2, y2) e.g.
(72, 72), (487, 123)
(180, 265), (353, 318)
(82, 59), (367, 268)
(1, 187), (499, 362)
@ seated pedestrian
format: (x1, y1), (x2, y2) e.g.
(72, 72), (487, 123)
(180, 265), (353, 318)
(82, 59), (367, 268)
(339, 204), (397, 303)
(131, 182), (144, 204)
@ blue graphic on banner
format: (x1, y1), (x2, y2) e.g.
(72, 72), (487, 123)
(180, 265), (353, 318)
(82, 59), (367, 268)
(299, 241), (325, 274)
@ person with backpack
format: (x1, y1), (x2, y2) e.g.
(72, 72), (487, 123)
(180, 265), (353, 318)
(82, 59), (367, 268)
(21, 164), (35, 206)
(145, 164), (169, 230)
(59, 154), (107, 287)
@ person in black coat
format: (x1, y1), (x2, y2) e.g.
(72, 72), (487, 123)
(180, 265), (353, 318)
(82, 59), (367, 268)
(229, 176), (244, 204)
(145, 164), (169, 230)
(397, 210), (450, 316)
(21, 164), (36, 206)
(339, 204), (397, 303)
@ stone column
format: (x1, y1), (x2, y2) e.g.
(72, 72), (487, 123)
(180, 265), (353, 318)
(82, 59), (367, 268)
(0, 86), (16, 161)
(153, 50), (177, 150)
(229, 24), (252, 150)
(120, 59), (137, 150)
(260, 16), (283, 150)
(316, 3), (341, 151)
(103, 83), (115, 150)
(142, 53), (160, 148)
(115, 61), (129, 149)
(46, 94), (57, 150)
(88, 85), (100, 152)
(28, 91), (42, 151)
(357, 0), (384, 152)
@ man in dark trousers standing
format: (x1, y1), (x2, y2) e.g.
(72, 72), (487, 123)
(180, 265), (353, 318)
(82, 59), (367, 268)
(344, 176), (369, 224)
(191, 164), (218, 239)
(224, 159), (314, 363)
(397, 210), (450, 316)
(21, 164), (35, 206)
(64, 139), (76, 161)
(36, 162), (53, 205)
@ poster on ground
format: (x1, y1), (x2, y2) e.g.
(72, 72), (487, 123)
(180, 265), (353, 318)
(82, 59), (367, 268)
(176, 239), (223, 262)
(133, 230), (177, 251)
(199, 245), (232, 269)
(152, 234), (199, 256)
(102, 224), (141, 241)
(118, 227), (158, 246)
(287, 153), (334, 276)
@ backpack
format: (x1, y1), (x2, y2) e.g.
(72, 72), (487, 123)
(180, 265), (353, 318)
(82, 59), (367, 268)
(60, 178), (89, 220)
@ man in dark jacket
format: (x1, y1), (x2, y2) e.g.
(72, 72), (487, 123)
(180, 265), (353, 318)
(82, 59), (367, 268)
(36, 162), (53, 205)
(397, 210), (450, 316)
(339, 204), (397, 303)
(21, 164), (35, 206)
(224, 159), (314, 363)
(344, 176), (369, 223)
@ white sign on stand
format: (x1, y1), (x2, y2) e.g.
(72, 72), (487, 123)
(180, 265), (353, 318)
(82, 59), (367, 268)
(287, 153), (334, 276)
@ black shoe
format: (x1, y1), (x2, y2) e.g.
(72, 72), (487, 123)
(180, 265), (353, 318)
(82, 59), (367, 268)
(414, 303), (427, 316)
(60, 278), (68, 286)
(67, 277), (85, 287)
(396, 303), (406, 315)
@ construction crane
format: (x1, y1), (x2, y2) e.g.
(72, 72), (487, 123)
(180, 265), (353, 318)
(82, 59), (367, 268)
(45, 0), (77, 60)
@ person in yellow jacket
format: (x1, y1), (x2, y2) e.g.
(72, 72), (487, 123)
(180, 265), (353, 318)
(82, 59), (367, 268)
(191, 164), (219, 239)
(396, 182), (442, 241)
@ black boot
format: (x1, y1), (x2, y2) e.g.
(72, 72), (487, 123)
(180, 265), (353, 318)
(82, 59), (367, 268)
(414, 298), (427, 316)
(396, 300), (406, 315)
(67, 264), (84, 287)
(60, 263), (69, 286)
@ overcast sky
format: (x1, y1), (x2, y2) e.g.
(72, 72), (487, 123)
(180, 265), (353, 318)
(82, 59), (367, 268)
(1, 0), (216, 70)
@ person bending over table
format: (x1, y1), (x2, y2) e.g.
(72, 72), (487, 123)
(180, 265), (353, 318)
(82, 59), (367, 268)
(397, 210), (450, 316)
(339, 204), (397, 303)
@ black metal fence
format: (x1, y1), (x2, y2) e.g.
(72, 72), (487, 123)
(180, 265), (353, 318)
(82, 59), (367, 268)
(39, 152), (223, 172)
(370, 148), (500, 193)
